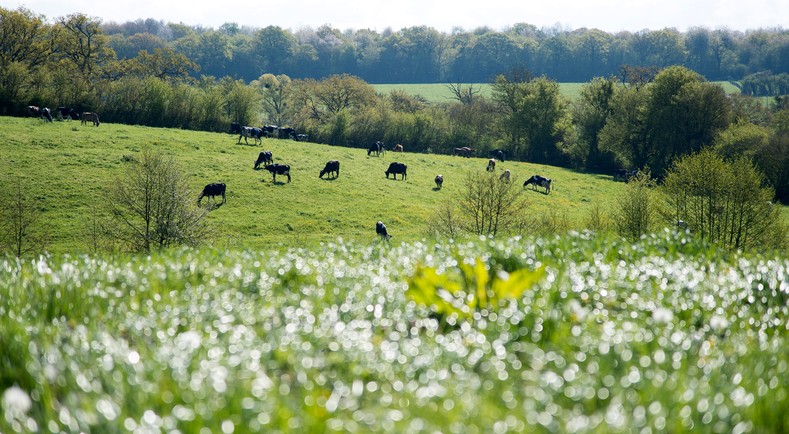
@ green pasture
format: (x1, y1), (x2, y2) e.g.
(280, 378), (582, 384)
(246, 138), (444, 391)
(372, 82), (742, 103)
(1, 116), (623, 254)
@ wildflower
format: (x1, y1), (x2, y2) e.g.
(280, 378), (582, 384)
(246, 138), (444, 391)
(652, 307), (674, 324)
(2, 386), (32, 417)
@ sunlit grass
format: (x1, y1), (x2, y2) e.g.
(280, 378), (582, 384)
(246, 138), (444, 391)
(1, 231), (787, 432)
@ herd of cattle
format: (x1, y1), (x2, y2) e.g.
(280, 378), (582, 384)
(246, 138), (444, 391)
(27, 105), (100, 126)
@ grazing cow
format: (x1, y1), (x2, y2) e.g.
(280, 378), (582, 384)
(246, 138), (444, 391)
(254, 150), (273, 169)
(198, 183), (226, 205)
(500, 169), (511, 182)
(319, 160), (340, 178)
(27, 106), (40, 117)
(524, 175), (552, 194)
(376, 221), (391, 241)
(265, 163), (291, 183)
(393, 144), (403, 152)
(385, 162), (408, 180)
(368, 141), (385, 157)
(296, 134), (309, 142)
(435, 174), (444, 189)
(490, 149), (506, 162)
(230, 122), (241, 135)
(81, 112), (100, 126)
(614, 169), (637, 182)
(452, 147), (473, 157)
(278, 127), (296, 139)
(262, 125), (278, 137)
(238, 126), (263, 145)
(57, 107), (79, 121)
(40, 107), (53, 122)
(486, 158), (496, 172)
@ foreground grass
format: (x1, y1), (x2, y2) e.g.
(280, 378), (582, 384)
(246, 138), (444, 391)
(1, 231), (787, 433)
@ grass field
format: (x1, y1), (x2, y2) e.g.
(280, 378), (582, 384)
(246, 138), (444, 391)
(372, 82), (742, 103)
(1, 116), (623, 254)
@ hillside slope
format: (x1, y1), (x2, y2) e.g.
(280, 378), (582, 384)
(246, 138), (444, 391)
(1, 116), (624, 253)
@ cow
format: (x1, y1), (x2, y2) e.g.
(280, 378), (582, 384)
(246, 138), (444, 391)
(385, 162), (407, 180)
(27, 106), (40, 117)
(278, 127), (296, 139)
(198, 183), (226, 205)
(490, 149), (506, 162)
(486, 158), (496, 172)
(376, 221), (391, 241)
(81, 112), (100, 126)
(435, 174), (444, 189)
(238, 126), (263, 145)
(57, 107), (79, 121)
(393, 144), (403, 152)
(368, 141), (385, 157)
(524, 175), (552, 194)
(40, 107), (53, 122)
(254, 151), (273, 169)
(500, 169), (511, 182)
(452, 147), (473, 157)
(296, 134), (309, 142)
(230, 122), (242, 135)
(319, 160), (340, 179)
(262, 125), (278, 137)
(614, 169), (637, 182)
(265, 164), (291, 183)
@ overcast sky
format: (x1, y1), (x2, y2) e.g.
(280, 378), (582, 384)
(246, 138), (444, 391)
(3, 0), (786, 33)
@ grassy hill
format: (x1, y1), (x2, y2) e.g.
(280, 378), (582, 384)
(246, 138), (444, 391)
(1, 116), (623, 254)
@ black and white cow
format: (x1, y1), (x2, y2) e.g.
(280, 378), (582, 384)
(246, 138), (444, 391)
(435, 174), (444, 189)
(265, 164), (291, 183)
(368, 141), (385, 157)
(376, 221), (391, 241)
(614, 169), (637, 182)
(385, 162), (407, 180)
(490, 149), (506, 162)
(278, 127), (296, 139)
(486, 158), (496, 172)
(40, 107), (53, 122)
(238, 126), (263, 145)
(57, 107), (79, 121)
(296, 134), (309, 141)
(198, 183), (226, 205)
(254, 150), (273, 169)
(319, 160), (340, 179)
(230, 122), (242, 135)
(523, 175), (552, 194)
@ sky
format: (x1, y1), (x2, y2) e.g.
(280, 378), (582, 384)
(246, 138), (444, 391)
(3, 0), (787, 33)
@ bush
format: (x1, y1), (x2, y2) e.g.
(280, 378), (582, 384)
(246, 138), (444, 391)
(613, 170), (659, 240)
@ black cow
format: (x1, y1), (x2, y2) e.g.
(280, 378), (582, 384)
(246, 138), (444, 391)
(238, 126), (263, 145)
(319, 160), (340, 179)
(265, 164), (291, 183)
(254, 151), (273, 169)
(198, 183), (226, 205)
(40, 107), (53, 122)
(376, 221), (391, 241)
(278, 127), (296, 139)
(262, 125), (278, 137)
(385, 162), (407, 180)
(524, 175), (552, 194)
(435, 174), (444, 189)
(368, 141), (385, 157)
(296, 134), (309, 142)
(230, 122), (241, 135)
(452, 147), (473, 157)
(490, 149), (506, 162)
(57, 107), (79, 121)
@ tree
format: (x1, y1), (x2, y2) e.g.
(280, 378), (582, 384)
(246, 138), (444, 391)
(573, 76), (617, 170)
(428, 170), (529, 237)
(104, 149), (208, 252)
(0, 180), (48, 258)
(613, 170), (659, 241)
(252, 73), (294, 126)
(52, 13), (115, 76)
(661, 149), (786, 250)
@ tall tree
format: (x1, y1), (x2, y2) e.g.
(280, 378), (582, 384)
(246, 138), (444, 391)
(573, 77), (617, 170)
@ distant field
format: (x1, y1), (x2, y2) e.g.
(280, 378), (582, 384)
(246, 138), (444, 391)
(373, 82), (742, 103)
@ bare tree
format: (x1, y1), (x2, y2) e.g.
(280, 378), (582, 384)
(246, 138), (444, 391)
(445, 82), (481, 105)
(0, 180), (48, 258)
(428, 170), (529, 237)
(105, 148), (208, 252)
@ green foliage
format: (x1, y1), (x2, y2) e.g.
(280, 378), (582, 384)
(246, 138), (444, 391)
(613, 170), (659, 240)
(1, 233), (788, 432)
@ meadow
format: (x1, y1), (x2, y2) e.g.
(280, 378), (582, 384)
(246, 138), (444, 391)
(0, 116), (622, 254)
(1, 232), (787, 432)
